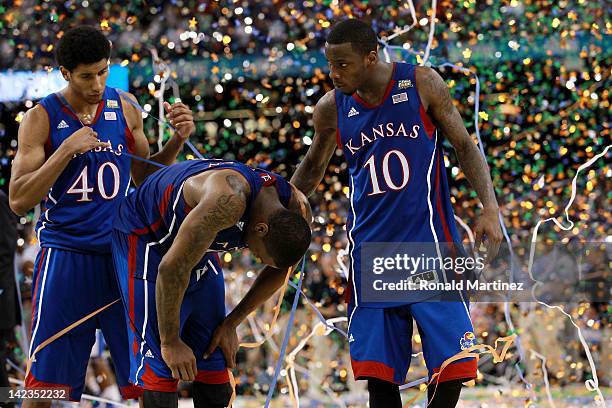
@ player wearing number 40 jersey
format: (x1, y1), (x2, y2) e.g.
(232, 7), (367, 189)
(9, 26), (195, 404)
(291, 20), (503, 408)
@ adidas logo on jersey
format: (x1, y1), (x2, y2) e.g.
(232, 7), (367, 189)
(57, 120), (69, 129)
(145, 350), (154, 358)
(348, 107), (359, 117)
(348, 334), (355, 343)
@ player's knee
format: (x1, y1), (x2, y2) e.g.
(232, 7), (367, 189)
(367, 377), (399, 393)
(366, 377), (401, 408)
(192, 382), (232, 408)
(427, 378), (468, 408)
(142, 389), (178, 408)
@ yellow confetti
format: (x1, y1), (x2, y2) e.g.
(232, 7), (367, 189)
(551, 18), (560, 28)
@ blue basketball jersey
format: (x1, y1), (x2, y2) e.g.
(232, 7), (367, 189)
(336, 62), (462, 307)
(113, 159), (292, 282)
(35, 87), (134, 254)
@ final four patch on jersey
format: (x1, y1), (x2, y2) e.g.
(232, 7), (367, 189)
(106, 99), (119, 109)
(104, 111), (117, 121)
(397, 79), (413, 89)
(392, 92), (409, 104)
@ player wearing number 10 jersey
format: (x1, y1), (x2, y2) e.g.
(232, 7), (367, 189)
(291, 20), (503, 408)
(9, 26), (195, 404)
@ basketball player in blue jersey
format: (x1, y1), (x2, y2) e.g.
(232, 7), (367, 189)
(8, 26), (195, 405)
(291, 20), (503, 407)
(111, 159), (312, 407)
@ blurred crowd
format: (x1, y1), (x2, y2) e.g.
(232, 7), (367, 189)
(0, 0), (610, 404)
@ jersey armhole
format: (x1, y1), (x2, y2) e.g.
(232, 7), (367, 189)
(117, 92), (137, 154)
(413, 67), (436, 139)
(37, 104), (53, 158)
(334, 90), (343, 149)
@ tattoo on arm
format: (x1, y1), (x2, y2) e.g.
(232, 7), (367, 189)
(425, 69), (498, 210)
(157, 174), (248, 344)
(290, 92), (337, 197)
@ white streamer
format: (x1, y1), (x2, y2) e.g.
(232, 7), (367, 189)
(530, 350), (557, 408)
(526, 144), (610, 407)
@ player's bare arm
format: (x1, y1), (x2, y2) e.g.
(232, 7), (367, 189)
(9, 105), (109, 215)
(204, 183), (313, 367)
(416, 66), (503, 258)
(120, 92), (195, 186)
(156, 170), (249, 381)
(290, 90), (338, 197)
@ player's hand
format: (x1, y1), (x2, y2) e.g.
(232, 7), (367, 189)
(62, 127), (110, 155)
(473, 206), (503, 263)
(203, 320), (239, 368)
(164, 101), (195, 141)
(160, 339), (198, 381)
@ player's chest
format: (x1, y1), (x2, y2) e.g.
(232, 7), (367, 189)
(50, 111), (127, 148)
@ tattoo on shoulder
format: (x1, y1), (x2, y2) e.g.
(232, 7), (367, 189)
(201, 194), (244, 231)
(225, 174), (248, 199)
(180, 193), (244, 265)
(422, 69), (453, 120)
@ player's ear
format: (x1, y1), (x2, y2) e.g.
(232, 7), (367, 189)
(254, 222), (269, 237)
(366, 50), (377, 66)
(59, 66), (70, 82)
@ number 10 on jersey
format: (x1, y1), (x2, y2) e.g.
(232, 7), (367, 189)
(363, 149), (410, 196)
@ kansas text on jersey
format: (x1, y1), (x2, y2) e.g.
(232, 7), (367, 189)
(35, 87), (134, 254)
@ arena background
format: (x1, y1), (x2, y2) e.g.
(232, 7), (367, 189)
(0, 0), (609, 407)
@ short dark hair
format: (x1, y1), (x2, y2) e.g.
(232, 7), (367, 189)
(56, 26), (111, 71)
(327, 19), (378, 56)
(264, 209), (311, 269)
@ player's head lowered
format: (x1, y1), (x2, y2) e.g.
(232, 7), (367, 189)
(245, 208), (312, 269)
(325, 19), (379, 95)
(56, 26), (111, 104)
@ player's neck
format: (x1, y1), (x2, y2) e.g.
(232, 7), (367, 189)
(61, 87), (100, 115)
(356, 62), (394, 105)
(252, 186), (284, 217)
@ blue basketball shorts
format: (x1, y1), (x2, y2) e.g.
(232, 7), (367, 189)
(347, 299), (478, 385)
(112, 230), (229, 392)
(26, 247), (142, 401)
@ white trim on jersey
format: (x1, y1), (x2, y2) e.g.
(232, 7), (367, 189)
(134, 182), (186, 386)
(48, 189), (57, 204)
(347, 175), (359, 334)
(124, 177), (132, 197)
(426, 131), (448, 284)
(207, 259), (219, 275)
(459, 284), (473, 325)
(35, 209), (51, 244)
(29, 248), (52, 358)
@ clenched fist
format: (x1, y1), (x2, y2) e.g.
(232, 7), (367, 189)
(61, 127), (110, 155)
